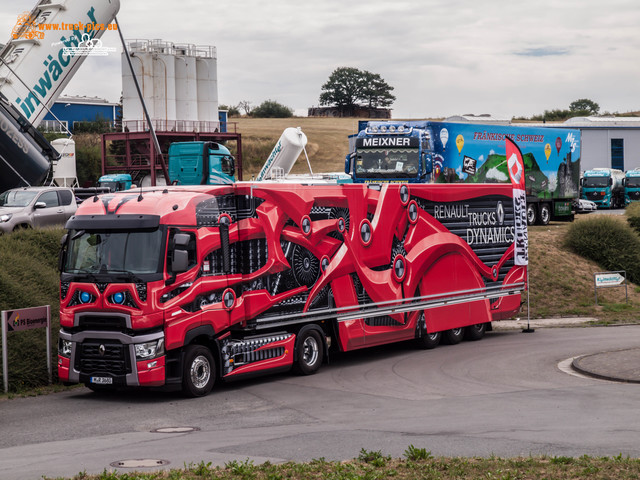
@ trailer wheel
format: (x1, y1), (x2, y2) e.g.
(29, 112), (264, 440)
(293, 327), (324, 375)
(416, 330), (441, 350)
(443, 327), (464, 345)
(464, 323), (487, 341)
(538, 204), (551, 225)
(182, 345), (215, 397)
(526, 204), (537, 226)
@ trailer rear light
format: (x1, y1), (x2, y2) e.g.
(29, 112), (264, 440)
(135, 338), (165, 360)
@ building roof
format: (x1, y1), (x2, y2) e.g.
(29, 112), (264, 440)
(444, 114), (512, 124)
(56, 95), (119, 106)
(563, 116), (640, 127)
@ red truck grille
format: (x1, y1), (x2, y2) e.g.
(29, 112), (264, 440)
(76, 341), (130, 375)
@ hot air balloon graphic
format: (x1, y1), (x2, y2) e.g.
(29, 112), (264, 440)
(544, 143), (551, 163)
(555, 137), (562, 155)
(440, 128), (449, 149)
(456, 134), (464, 154)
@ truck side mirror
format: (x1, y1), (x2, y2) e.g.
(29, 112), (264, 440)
(221, 156), (235, 177)
(58, 233), (68, 272)
(345, 153), (353, 175)
(169, 233), (192, 276)
(609, 178), (613, 186)
(422, 153), (433, 174)
(579, 178), (584, 187)
(172, 250), (189, 273)
(173, 233), (190, 248)
(623, 178), (627, 186)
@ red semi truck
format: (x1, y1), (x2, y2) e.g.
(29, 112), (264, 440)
(57, 182), (526, 396)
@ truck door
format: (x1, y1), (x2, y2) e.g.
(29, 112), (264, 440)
(32, 190), (65, 227)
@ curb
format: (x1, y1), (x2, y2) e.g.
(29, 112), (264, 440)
(572, 348), (640, 384)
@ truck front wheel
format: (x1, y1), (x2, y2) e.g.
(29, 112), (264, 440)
(293, 327), (324, 375)
(526, 204), (537, 226)
(538, 204), (551, 225)
(182, 345), (215, 397)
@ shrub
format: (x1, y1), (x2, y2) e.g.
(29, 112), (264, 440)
(625, 202), (640, 233)
(0, 228), (65, 392)
(565, 216), (640, 283)
(251, 99), (293, 118)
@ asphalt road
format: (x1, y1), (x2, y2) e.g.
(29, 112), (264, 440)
(2, 325), (640, 480)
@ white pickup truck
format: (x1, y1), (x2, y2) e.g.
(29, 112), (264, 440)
(0, 186), (77, 234)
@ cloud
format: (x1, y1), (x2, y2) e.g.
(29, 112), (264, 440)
(514, 47), (571, 57)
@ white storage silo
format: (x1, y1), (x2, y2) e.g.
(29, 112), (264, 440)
(151, 44), (177, 129)
(196, 48), (219, 129)
(0, 0), (120, 127)
(122, 45), (147, 129)
(50, 137), (77, 187)
(174, 45), (198, 130)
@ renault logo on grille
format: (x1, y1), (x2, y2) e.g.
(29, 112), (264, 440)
(496, 201), (505, 225)
(99, 344), (106, 356)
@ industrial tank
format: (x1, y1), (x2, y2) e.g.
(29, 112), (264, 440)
(0, 0), (120, 127)
(196, 46), (218, 128)
(123, 40), (218, 132)
(0, 95), (56, 191)
(256, 128), (308, 181)
(174, 45), (198, 129)
(50, 137), (77, 187)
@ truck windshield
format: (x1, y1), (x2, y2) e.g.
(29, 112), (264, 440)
(98, 181), (117, 192)
(64, 229), (164, 275)
(355, 148), (419, 179)
(627, 178), (640, 188)
(583, 177), (609, 188)
(0, 190), (38, 207)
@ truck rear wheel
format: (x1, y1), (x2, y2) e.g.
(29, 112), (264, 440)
(416, 330), (441, 349)
(538, 204), (551, 225)
(464, 323), (487, 341)
(293, 327), (324, 375)
(182, 345), (215, 397)
(443, 327), (464, 345)
(526, 204), (537, 226)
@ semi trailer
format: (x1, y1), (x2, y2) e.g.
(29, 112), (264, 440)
(57, 180), (527, 396)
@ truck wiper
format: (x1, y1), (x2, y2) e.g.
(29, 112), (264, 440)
(103, 269), (140, 283)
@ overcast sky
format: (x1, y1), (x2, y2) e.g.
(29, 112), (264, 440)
(1, 0), (639, 118)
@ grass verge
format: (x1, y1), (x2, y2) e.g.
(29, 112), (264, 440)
(43, 450), (640, 480)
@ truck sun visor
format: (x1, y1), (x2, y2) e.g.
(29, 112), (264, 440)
(65, 214), (161, 230)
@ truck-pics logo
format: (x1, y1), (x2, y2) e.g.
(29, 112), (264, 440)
(11, 12), (45, 40)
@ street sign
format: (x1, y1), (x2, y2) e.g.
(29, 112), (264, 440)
(4, 306), (49, 332)
(594, 271), (627, 306)
(2, 305), (51, 393)
(595, 272), (625, 288)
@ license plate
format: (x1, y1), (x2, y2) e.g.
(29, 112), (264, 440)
(90, 376), (113, 385)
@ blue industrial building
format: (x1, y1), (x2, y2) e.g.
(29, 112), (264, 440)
(41, 95), (228, 133)
(41, 95), (120, 133)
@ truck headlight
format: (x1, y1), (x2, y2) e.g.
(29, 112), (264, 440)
(0, 214), (12, 223)
(135, 338), (165, 360)
(59, 339), (72, 357)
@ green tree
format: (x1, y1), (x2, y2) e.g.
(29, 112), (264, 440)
(251, 99), (293, 118)
(569, 98), (600, 116)
(219, 104), (240, 117)
(361, 70), (396, 109)
(319, 67), (395, 116)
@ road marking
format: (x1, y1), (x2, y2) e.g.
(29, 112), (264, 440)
(557, 356), (624, 383)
